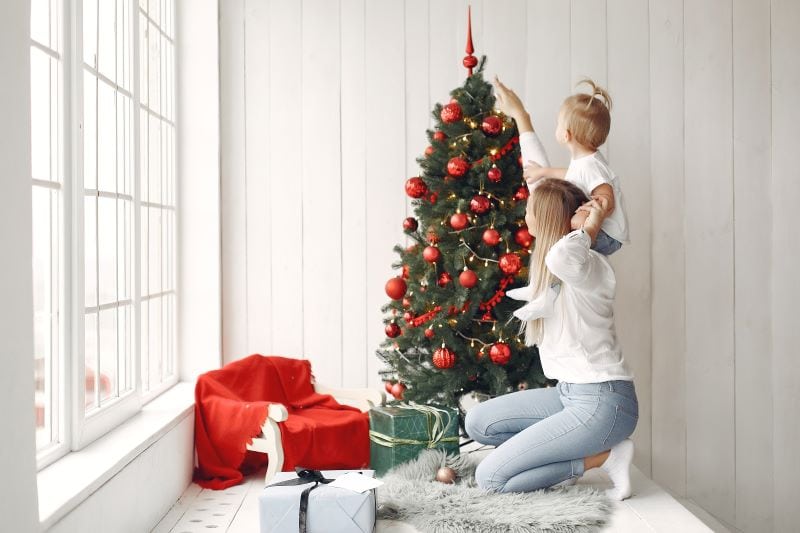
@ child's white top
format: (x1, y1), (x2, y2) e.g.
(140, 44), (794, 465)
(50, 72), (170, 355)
(519, 131), (630, 244)
(538, 228), (634, 383)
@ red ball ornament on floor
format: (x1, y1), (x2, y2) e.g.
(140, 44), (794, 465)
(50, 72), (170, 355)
(385, 322), (401, 338)
(499, 253), (522, 275)
(487, 166), (502, 182)
(403, 217), (418, 232)
(440, 102), (463, 123)
(482, 228), (501, 246)
(459, 269), (478, 288)
(447, 157), (469, 177)
(423, 245), (441, 263)
(438, 272), (453, 287)
(449, 212), (469, 230)
(489, 342), (512, 365)
(470, 194), (491, 215)
(515, 227), (534, 249)
(481, 115), (503, 136)
(385, 276), (407, 300)
(514, 185), (530, 201)
(433, 345), (457, 369)
(391, 382), (406, 400)
(405, 177), (428, 198)
(424, 327), (435, 339)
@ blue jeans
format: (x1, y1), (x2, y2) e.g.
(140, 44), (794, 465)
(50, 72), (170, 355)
(465, 380), (639, 493)
(593, 229), (623, 255)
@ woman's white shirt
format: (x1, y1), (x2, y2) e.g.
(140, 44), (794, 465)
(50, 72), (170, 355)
(537, 229), (635, 383)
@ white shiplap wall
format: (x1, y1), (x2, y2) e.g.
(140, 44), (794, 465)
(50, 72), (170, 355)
(219, 1), (800, 531)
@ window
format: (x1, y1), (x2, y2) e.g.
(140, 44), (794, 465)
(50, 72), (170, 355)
(31, 0), (177, 467)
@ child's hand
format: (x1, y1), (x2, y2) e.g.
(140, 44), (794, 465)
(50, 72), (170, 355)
(492, 76), (529, 123)
(523, 161), (546, 185)
(576, 196), (610, 225)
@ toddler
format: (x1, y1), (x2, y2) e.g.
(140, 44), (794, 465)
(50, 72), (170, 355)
(492, 77), (630, 321)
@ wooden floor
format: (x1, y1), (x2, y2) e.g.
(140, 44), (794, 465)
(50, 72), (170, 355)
(153, 462), (729, 532)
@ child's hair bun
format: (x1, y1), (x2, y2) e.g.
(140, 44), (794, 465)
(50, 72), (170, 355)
(577, 78), (613, 111)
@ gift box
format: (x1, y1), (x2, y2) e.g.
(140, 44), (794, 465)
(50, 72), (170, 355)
(369, 403), (460, 476)
(259, 469), (376, 533)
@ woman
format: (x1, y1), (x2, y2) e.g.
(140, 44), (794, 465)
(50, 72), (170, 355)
(464, 178), (638, 501)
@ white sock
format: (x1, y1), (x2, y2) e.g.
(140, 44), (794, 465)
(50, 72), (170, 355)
(600, 438), (634, 500)
(551, 477), (577, 489)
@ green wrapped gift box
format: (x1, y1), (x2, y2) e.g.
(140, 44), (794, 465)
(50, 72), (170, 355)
(369, 403), (460, 477)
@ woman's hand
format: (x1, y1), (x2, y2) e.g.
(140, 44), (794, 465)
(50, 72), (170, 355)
(575, 196), (609, 242)
(492, 76), (533, 133)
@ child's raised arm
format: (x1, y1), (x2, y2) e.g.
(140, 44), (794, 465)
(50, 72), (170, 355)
(492, 76), (534, 133)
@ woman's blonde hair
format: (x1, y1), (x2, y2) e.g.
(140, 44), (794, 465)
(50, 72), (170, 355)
(561, 78), (613, 151)
(520, 179), (589, 346)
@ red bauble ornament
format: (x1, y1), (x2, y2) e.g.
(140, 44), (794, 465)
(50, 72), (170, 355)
(432, 345), (456, 369)
(391, 382), (406, 400)
(403, 217), (418, 232)
(402, 264), (410, 279)
(462, 54), (479, 70)
(424, 327), (435, 339)
(447, 157), (469, 177)
(429, 192), (438, 204)
(425, 145), (434, 156)
(423, 245), (441, 263)
(459, 269), (478, 288)
(449, 212), (469, 230)
(385, 322), (401, 338)
(499, 253), (522, 275)
(403, 311), (414, 323)
(514, 185), (530, 201)
(433, 131), (447, 141)
(405, 177), (428, 198)
(487, 166), (502, 182)
(481, 115), (503, 136)
(385, 277), (407, 300)
(489, 342), (512, 365)
(470, 194), (491, 215)
(438, 272), (453, 287)
(427, 228), (440, 244)
(515, 227), (534, 248)
(440, 102), (463, 123)
(402, 297), (411, 308)
(384, 381), (394, 394)
(482, 228), (501, 246)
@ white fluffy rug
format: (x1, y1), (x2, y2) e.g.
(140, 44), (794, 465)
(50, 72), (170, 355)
(377, 449), (613, 533)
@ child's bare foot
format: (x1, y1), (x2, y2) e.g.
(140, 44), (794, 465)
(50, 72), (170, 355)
(571, 209), (589, 230)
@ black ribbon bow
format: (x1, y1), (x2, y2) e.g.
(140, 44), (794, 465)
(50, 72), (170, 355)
(268, 467), (334, 533)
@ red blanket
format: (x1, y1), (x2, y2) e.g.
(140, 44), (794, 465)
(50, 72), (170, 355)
(193, 354), (369, 489)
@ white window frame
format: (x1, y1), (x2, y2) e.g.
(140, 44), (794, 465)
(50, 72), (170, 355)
(33, 0), (178, 468)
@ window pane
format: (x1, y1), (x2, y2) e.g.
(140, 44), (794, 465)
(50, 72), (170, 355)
(117, 0), (131, 90)
(139, 14), (148, 108)
(97, 0), (116, 81)
(147, 207), (162, 295)
(148, 296), (162, 388)
(84, 196), (97, 308)
(98, 196), (117, 305)
(83, 0), (98, 67)
(141, 297), (149, 391)
(33, 187), (54, 448)
(147, 21), (160, 114)
(97, 80), (116, 193)
(83, 72), (97, 189)
(118, 199), (131, 300)
(148, 115), (161, 202)
(117, 95), (133, 195)
(147, 0), (160, 25)
(31, 0), (50, 46)
(118, 305), (132, 394)
(31, 49), (51, 181)
(84, 311), (98, 412)
(140, 108), (149, 200)
(98, 308), (118, 404)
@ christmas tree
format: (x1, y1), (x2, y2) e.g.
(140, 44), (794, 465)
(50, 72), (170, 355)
(377, 19), (554, 412)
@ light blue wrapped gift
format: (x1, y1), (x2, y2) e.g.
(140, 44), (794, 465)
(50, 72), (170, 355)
(259, 468), (376, 533)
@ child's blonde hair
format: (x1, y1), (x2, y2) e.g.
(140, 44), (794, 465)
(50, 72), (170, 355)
(561, 78), (613, 151)
(520, 179), (590, 346)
